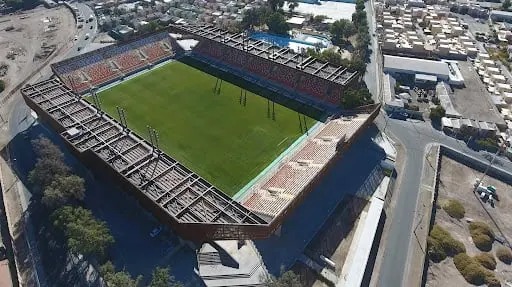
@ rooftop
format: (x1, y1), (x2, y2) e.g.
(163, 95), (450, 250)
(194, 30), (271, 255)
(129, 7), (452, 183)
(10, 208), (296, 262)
(384, 55), (450, 77)
(172, 24), (358, 86)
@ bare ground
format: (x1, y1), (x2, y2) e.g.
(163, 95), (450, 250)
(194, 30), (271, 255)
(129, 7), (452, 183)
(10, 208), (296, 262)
(426, 156), (512, 287)
(0, 6), (75, 98)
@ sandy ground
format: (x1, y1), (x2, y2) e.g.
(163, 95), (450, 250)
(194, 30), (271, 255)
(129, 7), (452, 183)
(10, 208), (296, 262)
(426, 156), (512, 287)
(0, 6), (75, 98)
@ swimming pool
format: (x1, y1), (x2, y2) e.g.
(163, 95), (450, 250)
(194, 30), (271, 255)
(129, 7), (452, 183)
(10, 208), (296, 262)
(250, 31), (331, 52)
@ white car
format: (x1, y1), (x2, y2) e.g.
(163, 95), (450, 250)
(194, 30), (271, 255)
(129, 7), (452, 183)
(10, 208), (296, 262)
(74, 35), (78, 41)
(150, 226), (163, 238)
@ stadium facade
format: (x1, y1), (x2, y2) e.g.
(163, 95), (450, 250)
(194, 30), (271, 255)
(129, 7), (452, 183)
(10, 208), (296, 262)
(21, 27), (379, 242)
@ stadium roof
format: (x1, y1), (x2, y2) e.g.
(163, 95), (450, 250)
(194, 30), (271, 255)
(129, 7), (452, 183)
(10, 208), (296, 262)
(21, 79), (268, 233)
(384, 55), (450, 78)
(171, 24), (358, 86)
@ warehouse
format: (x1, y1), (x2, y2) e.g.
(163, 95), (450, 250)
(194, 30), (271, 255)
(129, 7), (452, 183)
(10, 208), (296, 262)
(383, 55), (451, 81)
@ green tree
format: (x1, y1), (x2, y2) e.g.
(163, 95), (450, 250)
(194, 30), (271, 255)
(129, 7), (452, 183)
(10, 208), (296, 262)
(266, 12), (290, 35)
(265, 270), (301, 287)
(0, 80), (5, 93)
(149, 266), (183, 287)
(330, 19), (356, 46)
(267, 0), (285, 12)
(504, 0), (511, 10)
(429, 105), (446, 121)
(52, 206), (114, 258)
(29, 137), (70, 189)
(287, 0), (299, 13)
(42, 174), (86, 208)
(340, 85), (374, 109)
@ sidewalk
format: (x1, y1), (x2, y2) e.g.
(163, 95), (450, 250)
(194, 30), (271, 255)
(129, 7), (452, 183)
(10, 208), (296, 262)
(0, 157), (41, 287)
(403, 144), (440, 287)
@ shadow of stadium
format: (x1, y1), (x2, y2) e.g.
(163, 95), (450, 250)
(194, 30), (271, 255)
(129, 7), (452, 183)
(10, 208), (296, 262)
(253, 125), (386, 275)
(178, 56), (330, 122)
(1, 123), (199, 286)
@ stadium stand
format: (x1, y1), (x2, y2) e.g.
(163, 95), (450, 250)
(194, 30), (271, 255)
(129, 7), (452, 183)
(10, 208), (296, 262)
(21, 79), (271, 241)
(241, 116), (370, 219)
(170, 24), (359, 108)
(23, 73), (379, 241)
(52, 31), (178, 94)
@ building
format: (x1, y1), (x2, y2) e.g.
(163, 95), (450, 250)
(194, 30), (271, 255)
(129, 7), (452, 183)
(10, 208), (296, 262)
(491, 10), (512, 23)
(384, 55), (451, 81)
(442, 117), (498, 137)
(383, 55), (464, 85)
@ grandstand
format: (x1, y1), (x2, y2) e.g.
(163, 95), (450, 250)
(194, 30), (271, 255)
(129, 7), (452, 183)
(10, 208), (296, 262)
(52, 32), (178, 94)
(240, 116), (370, 219)
(22, 31), (380, 241)
(171, 24), (359, 108)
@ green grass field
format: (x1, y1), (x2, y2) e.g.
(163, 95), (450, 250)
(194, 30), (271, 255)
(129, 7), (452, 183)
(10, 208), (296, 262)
(98, 61), (316, 195)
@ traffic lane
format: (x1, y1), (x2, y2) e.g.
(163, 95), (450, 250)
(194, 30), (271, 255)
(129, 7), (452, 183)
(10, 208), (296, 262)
(377, 142), (424, 287)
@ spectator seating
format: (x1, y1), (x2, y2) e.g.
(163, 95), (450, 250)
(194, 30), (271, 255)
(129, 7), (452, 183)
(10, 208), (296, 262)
(113, 51), (145, 74)
(297, 75), (328, 101)
(83, 62), (120, 87)
(141, 41), (172, 64)
(53, 32), (176, 92)
(268, 65), (298, 88)
(61, 71), (90, 93)
(242, 114), (370, 218)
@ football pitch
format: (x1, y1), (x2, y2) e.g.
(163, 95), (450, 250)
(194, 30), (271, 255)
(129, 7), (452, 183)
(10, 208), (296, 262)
(98, 61), (316, 195)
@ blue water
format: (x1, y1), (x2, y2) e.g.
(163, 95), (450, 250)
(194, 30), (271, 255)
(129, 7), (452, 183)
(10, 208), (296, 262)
(250, 31), (331, 51)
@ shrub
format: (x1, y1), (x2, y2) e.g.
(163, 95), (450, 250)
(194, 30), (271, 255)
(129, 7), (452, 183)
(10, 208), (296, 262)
(454, 253), (487, 285)
(427, 237), (446, 262)
(475, 253), (497, 270)
(473, 233), (494, 251)
(443, 199), (465, 219)
(428, 225), (466, 262)
(469, 222), (495, 251)
(430, 105), (446, 121)
(485, 274), (501, 287)
(496, 246), (512, 264)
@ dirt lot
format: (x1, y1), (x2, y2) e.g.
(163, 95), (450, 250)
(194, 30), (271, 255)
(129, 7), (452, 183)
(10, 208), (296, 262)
(426, 156), (512, 287)
(0, 6), (75, 97)
(450, 61), (504, 124)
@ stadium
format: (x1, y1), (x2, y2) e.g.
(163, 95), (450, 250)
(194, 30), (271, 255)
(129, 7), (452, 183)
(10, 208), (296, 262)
(21, 24), (380, 242)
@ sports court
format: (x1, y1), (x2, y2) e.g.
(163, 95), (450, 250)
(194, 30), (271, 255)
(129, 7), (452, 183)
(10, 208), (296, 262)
(98, 61), (316, 195)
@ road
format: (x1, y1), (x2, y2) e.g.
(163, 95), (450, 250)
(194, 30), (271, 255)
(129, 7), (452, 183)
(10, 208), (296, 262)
(2, 3), (99, 286)
(374, 114), (512, 287)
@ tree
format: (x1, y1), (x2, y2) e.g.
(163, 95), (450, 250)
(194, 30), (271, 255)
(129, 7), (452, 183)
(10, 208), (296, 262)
(330, 19), (356, 46)
(0, 80), (5, 93)
(265, 270), (301, 287)
(267, 0), (285, 12)
(52, 206), (114, 258)
(42, 174), (86, 208)
(340, 85), (374, 109)
(504, 0), (511, 10)
(32, 136), (65, 161)
(29, 136), (71, 190)
(149, 266), (183, 287)
(266, 12), (290, 35)
(241, 7), (270, 31)
(429, 105), (446, 121)
(100, 262), (141, 287)
(287, 0), (299, 13)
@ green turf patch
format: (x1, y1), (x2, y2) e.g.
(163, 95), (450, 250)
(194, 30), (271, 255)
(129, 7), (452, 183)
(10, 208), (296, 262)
(97, 61), (316, 195)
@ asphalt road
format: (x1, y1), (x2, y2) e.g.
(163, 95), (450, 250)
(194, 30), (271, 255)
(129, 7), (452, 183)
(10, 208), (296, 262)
(3, 4), (98, 285)
(375, 114), (512, 287)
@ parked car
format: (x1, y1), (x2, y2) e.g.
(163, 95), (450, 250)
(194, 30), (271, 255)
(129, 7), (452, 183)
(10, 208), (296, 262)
(150, 226), (163, 237)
